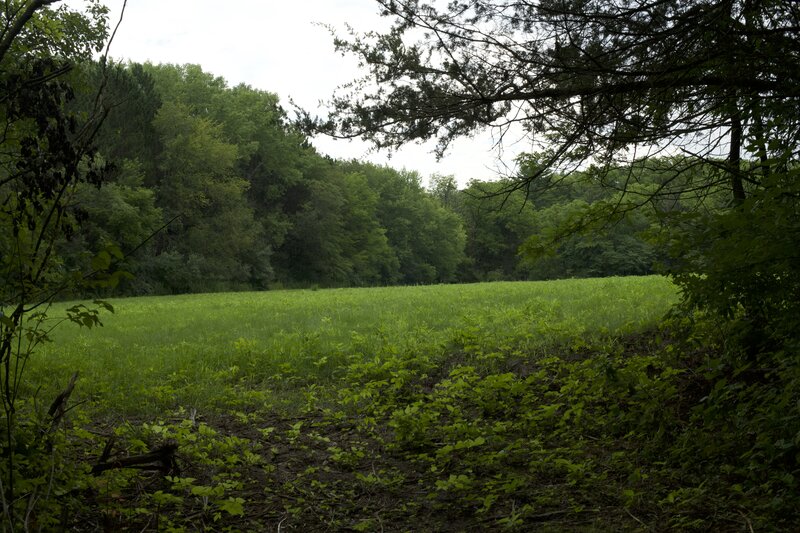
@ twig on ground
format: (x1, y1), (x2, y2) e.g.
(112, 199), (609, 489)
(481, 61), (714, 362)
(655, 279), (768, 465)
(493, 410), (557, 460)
(625, 507), (647, 529)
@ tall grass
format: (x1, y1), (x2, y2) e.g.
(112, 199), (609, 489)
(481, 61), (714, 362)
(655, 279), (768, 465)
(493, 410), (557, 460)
(30, 276), (677, 415)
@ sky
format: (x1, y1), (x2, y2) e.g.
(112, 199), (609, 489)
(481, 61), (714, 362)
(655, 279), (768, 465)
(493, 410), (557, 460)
(64, 0), (529, 186)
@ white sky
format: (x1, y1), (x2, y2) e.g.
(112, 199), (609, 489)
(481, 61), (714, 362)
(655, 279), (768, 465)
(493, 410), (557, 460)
(64, 0), (529, 186)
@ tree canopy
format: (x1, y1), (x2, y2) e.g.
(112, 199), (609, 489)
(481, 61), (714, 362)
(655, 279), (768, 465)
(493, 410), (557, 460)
(314, 0), (798, 180)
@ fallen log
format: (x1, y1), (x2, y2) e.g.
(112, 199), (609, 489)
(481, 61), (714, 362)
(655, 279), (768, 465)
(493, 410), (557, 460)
(91, 441), (179, 476)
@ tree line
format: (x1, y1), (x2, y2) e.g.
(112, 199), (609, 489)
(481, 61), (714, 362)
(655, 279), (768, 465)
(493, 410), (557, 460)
(60, 61), (677, 296)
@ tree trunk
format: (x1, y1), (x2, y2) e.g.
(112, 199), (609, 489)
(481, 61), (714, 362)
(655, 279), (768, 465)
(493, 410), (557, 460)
(730, 111), (745, 204)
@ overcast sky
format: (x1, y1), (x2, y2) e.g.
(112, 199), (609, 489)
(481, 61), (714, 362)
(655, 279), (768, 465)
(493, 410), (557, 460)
(64, 0), (528, 186)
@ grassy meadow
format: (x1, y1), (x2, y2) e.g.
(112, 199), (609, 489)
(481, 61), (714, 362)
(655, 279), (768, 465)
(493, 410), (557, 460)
(34, 275), (772, 531)
(33, 276), (677, 415)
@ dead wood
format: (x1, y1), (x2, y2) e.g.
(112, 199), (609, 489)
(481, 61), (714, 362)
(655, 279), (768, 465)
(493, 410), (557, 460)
(48, 371), (78, 432)
(91, 441), (179, 476)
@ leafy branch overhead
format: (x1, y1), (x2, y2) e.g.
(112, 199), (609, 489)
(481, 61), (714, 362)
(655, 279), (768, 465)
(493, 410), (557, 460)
(311, 0), (799, 181)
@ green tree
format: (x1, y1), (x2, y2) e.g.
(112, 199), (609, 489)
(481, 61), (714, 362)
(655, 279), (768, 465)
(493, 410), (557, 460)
(0, 0), (113, 526)
(351, 163), (465, 284)
(143, 63), (342, 290)
(520, 199), (657, 279)
(339, 170), (399, 285)
(277, 171), (352, 284)
(61, 161), (163, 295)
(457, 180), (539, 281)
(144, 63), (227, 117)
(216, 81), (310, 283)
(83, 61), (163, 178)
(274, 160), (400, 286)
(149, 101), (263, 292)
(427, 173), (460, 212)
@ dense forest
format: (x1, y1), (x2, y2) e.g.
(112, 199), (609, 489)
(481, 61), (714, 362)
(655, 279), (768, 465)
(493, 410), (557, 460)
(61, 61), (679, 295)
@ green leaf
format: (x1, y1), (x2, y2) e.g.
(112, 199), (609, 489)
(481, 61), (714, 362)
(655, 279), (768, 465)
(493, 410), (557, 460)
(218, 497), (245, 517)
(91, 250), (112, 271)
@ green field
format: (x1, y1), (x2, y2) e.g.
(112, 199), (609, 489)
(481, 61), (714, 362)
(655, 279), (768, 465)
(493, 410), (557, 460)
(16, 276), (794, 531)
(34, 276), (677, 415)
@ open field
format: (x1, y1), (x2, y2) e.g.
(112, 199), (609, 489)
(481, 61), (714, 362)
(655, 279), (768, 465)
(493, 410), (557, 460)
(26, 276), (731, 531)
(23, 274), (780, 532)
(17, 276), (796, 531)
(33, 276), (677, 415)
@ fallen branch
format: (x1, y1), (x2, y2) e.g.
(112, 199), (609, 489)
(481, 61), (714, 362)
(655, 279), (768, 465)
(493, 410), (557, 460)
(91, 441), (179, 476)
(47, 371), (78, 433)
(97, 435), (116, 464)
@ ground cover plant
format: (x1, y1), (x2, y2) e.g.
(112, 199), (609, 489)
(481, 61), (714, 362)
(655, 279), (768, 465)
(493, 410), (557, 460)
(16, 275), (797, 531)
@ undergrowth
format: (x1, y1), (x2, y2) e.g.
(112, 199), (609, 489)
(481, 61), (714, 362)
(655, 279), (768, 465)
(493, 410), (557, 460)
(22, 321), (798, 531)
(5, 279), (799, 530)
